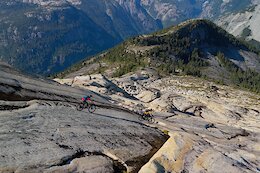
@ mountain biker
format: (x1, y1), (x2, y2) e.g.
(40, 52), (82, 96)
(81, 95), (93, 103)
(143, 109), (153, 116)
(77, 95), (96, 113)
(137, 108), (155, 123)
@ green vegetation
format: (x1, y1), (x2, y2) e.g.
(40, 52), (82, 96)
(115, 20), (260, 93)
(0, 2), (118, 75)
(217, 52), (260, 93)
(58, 19), (260, 93)
(247, 39), (260, 54)
(135, 20), (256, 52)
(241, 27), (252, 38)
(154, 48), (208, 77)
(101, 43), (148, 77)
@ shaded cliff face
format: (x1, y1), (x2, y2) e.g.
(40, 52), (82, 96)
(75, 0), (162, 39)
(0, 0), (161, 75)
(140, 0), (253, 27)
(217, 4), (260, 44)
(114, 0), (163, 36)
(0, 0), (258, 76)
(0, 1), (116, 75)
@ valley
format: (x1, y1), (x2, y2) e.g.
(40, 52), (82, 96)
(0, 0), (161, 75)
(1, 0), (259, 75)
(0, 1), (260, 172)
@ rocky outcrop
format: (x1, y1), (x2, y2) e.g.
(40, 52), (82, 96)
(0, 62), (102, 102)
(45, 156), (114, 173)
(57, 68), (260, 172)
(0, 100), (167, 173)
(54, 74), (135, 100)
(140, 0), (254, 27)
(0, 64), (168, 173)
(217, 4), (260, 42)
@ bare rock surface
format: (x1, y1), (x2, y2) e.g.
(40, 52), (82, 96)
(55, 74), (134, 100)
(58, 68), (260, 173)
(0, 101), (166, 172)
(0, 63), (105, 103)
(217, 4), (260, 42)
(0, 64), (168, 173)
(45, 156), (114, 173)
(2, 63), (260, 172)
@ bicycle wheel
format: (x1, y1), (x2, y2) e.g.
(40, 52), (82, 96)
(147, 115), (155, 124)
(76, 103), (84, 111)
(138, 115), (145, 121)
(88, 104), (96, 113)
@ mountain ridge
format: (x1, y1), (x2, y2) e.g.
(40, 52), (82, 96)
(57, 19), (260, 93)
(140, 0), (254, 27)
(0, 0), (259, 76)
(216, 4), (260, 43)
(0, 0), (162, 75)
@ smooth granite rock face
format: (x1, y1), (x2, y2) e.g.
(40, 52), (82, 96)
(57, 68), (260, 173)
(0, 102), (166, 172)
(1, 63), (260, 172)
(0, 64), (167, 173)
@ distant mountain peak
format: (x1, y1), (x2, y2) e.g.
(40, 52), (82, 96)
(59, 19), (260, 93)
(217, 4), (260, 43)
(21, 0), (81, 6)
(140, 0), (254, 27)
(0, 0), (259, 76)
(0, 0), (161, 75)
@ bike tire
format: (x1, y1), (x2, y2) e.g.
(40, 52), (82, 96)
(88, 104), (96, 113)
(138, 115), (144, 121)
(76, 103), (84, 111)
(147, 116), (155, 124)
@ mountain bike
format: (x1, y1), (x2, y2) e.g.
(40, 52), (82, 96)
(76, 101), (96, 113)
(138, 110), (155, 124)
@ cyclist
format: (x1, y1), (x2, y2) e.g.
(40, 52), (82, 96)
(138, 108), (155, 124)
(81, 95), (93, 103)
(77, 95), (96, 113)
(143, 109), (153, 117)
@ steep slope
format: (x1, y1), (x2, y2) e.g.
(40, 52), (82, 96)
(0, 62), (168, 172)
(1, 0), (258, 76)
(0, 0), (161, 75)
(216, 4), (260, 45)
(140, 0), (260, 47)
(76, 0), (162, 39)
(140, 0), (253, 27)
(0, 0), (117, 75)
(58, 19), (260, 93)
(0, 62), (103, 102)
(55, 67), (260, 173)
